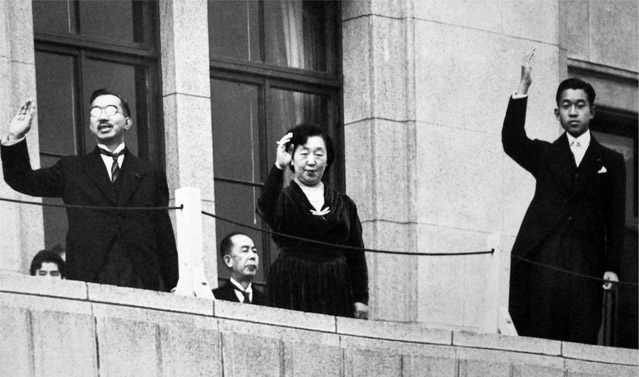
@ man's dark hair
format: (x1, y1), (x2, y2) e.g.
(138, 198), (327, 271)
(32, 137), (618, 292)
(555, 78), (596, 107)
(90, 88), (131, 117)
(285, 123), (335, 172)
(30, 249), (66, 278)
(219, 232), (249, 258)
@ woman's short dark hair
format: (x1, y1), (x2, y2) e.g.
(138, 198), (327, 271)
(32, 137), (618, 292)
(29, 249), (66, 278)
(555, 78), (596, 107)
(285, 123), (335, 172)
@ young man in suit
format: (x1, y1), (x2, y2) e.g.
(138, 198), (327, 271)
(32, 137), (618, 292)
(503, 48), (626, 344)
(213, 232), (266, 305)
(2, 90), (178, 291)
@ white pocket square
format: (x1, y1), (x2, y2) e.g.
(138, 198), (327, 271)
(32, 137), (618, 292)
(597, 166), (607, 173)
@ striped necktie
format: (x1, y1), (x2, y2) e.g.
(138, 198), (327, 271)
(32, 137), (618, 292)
(99, 148), (124, 182)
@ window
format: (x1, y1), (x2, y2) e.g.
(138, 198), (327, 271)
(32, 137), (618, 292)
(32, 0), (163, 249)
(591, 108), (638, 226)
(208, 0), (342, 284)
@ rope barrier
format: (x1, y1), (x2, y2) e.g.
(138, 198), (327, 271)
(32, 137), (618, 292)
(201, 210), (494, 257)
(512, 254), (638, 287)
(0, 196), (182, 211)
(1, 194), (635, 287)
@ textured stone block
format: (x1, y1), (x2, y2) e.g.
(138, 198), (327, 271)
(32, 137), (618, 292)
(458, 348), (564, 377)
(0, 306), (33, 377)
(0, 291), (92, 314)
(364, 221), (418, 322)
(565, 358), (638, 377)
(403, 353), (458, 377)
(0, 272), (88, 300)
(341, 334), (456, 359)
(559, 0), (589, 61)
(160, 0), (210, 97)
(343, 17), (411, 123)
(502, 0), (558, 43)
(415, 124), (503, 231)
(345, 348), (402, 377)
(163, 93), (215, 191)
(219, 318), (339, 347)
(96, 316), (161, 377)
(342, 18), (373, 124)
(32, 310), (97, 377)
(221, 331), (282, 377)
(562, 341), (638, 366)
(589, 0), (638, 71)
(159, 322), (223, 377)
(413, 0), (503, 33)
(454, 331), (561, 356)
(337, 316), (451, 345)
(283, 340), (343, 377)
(215, 299), (335, 333)
(87, 282), (213, 316)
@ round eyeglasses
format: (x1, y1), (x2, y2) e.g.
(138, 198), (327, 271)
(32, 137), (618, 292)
(90, 105), (120, 118)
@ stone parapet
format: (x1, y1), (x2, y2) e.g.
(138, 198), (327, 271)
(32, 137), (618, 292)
(0, 273), (636, 377)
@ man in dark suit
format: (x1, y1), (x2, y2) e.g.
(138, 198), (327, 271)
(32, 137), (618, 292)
(1, 90), (178, 291)
(213, 232), (266, 305)
(503, 48), (626, 344)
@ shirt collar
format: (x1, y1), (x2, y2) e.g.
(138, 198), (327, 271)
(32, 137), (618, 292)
(567, 130), (591, 149)
(229, 277), (252, 294)
(97, 143), (126, 155)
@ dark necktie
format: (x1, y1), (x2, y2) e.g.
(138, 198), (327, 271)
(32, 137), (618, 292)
(235, 288), (251, 303)
(99, 148), (124, 182)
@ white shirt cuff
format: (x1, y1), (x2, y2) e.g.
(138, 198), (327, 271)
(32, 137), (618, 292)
(512, 92), (528, 99)
(1, 134), (25, 146)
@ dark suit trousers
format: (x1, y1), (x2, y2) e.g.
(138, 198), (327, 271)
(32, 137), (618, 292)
(515, 225), (602, 344)
(96, 237), (143, 289)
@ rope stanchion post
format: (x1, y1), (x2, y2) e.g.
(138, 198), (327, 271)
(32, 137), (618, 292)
(173, 188), (213, 299)
(486, 232), (517, 336)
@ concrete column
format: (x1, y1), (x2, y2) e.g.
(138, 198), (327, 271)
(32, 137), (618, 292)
(342, 0), (566, 330)
(0, 0), (44, 274)
(342, 0), (419, 322)
(159, 0), (217, 286)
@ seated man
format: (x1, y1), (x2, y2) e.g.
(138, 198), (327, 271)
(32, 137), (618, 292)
(213, 232), (266, 305)
(30, 249), (66, 279)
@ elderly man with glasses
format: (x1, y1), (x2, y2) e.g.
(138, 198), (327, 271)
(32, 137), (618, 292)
(1, 89), (178, 291)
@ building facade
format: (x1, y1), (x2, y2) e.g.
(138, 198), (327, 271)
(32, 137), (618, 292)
(0, 0), (636, 339)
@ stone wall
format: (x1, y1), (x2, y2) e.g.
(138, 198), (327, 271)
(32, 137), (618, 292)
(1, 273), (636, 377)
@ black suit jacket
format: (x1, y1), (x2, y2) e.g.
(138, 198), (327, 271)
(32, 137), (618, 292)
(212, 281), (267, 305)
(1, 139), (178, 290)
(502, 96), (626, 274)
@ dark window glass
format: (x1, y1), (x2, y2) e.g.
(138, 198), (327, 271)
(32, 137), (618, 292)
(33, 0), (75, 35)
(208, 0), (334, 72)
(211, 79), (260, 182)
(35, 51), (78, 156)
(33, 0), (148, 45)
(264, 0), (332, 71)
(208, 0), (260, 62)
(78, 0), (145, 43)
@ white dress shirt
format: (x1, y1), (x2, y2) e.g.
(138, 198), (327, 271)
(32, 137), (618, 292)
(566, 130), (591, 167)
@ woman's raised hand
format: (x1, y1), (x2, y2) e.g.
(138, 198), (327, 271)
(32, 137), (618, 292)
(275, 132), (293, 170)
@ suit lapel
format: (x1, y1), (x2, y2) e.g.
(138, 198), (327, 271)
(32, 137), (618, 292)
(548, 133), (576, 192)
(574, 136), (604, 194)
(84, 148), (118, 205)
(116, 150), (146, 206)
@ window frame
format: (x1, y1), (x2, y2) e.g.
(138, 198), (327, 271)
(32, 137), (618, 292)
(208, 0), (344, 284)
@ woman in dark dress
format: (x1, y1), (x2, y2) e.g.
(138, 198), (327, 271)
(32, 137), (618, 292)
(257, 124), (369, 319)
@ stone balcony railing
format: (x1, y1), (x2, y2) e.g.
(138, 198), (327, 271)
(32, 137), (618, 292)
(0, 272), (636, 377)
